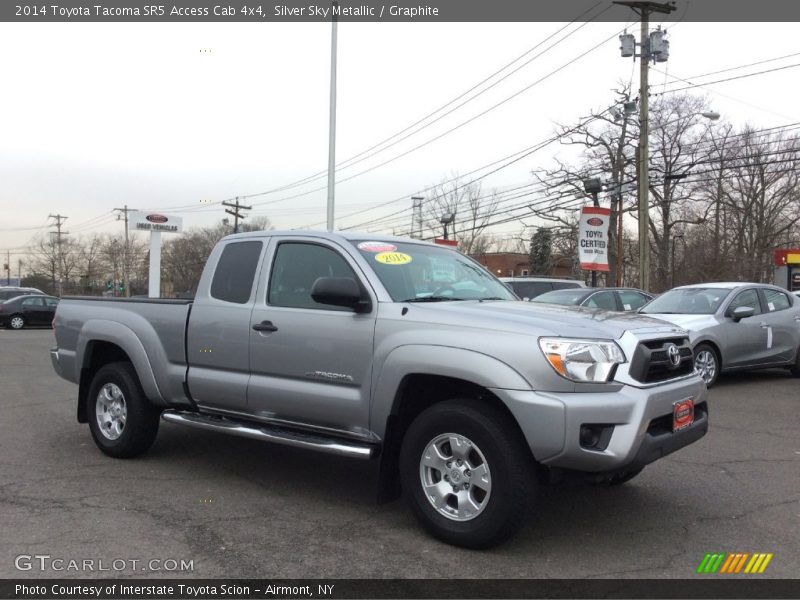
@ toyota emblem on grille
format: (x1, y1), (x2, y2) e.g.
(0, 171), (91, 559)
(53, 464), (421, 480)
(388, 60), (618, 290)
(666, 343), (681, 368)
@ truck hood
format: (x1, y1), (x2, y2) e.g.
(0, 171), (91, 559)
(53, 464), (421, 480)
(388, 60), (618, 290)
(406, 300), (687, 340)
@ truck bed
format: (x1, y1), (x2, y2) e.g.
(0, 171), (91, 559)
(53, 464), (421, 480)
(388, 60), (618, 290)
(53, 296), (194, 406)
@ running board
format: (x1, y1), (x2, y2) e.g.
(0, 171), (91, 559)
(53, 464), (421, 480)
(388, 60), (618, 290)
(161, 410), (376, 460)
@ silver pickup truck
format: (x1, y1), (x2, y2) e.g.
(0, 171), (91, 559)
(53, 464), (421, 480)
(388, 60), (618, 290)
(51, 231), (708, 548)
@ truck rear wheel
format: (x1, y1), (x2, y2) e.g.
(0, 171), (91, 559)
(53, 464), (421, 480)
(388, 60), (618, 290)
(87, 362), (160, 458)
(399, 399), (534, 549)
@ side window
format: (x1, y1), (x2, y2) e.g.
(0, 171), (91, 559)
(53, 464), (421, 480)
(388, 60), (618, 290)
(762, 288), (791, 312)
(552, 282), (580, 291)
(210, 241), (263, 304)
(22, 297), (44, 307)
(585, 291), (617, 310)
(45, 298), (59, 308)
(618, 291), (650, 311)
(728, 289), (761, 315)
(269, 242), (359, 310)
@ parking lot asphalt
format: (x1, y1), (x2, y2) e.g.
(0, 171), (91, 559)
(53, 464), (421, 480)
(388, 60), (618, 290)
(1, 328), (798, 579)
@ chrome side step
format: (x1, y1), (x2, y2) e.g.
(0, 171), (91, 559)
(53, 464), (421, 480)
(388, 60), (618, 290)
(161, 410), (376, 460)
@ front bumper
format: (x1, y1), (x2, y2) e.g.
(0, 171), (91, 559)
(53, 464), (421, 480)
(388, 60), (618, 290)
(493, 374), (708, 472)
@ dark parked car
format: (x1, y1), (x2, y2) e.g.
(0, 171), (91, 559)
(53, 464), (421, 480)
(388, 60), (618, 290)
(499, 277), (586, 300)
(0, 294), (59, 329)
(530, 287), (654, 312)
(0, 286), (44, 302)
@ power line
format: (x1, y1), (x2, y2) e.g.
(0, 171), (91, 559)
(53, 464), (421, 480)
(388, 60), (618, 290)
(653, 62), (800, 96)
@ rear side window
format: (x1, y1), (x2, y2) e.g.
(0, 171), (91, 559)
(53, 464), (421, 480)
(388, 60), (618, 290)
(762, 288), (791, 312)
(210, 241), (263, 304)
(551, 282), (581, 291)
(21, 297), (44, 307)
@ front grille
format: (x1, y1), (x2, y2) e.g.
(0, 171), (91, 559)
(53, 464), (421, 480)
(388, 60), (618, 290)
(629, 337), (694, 383)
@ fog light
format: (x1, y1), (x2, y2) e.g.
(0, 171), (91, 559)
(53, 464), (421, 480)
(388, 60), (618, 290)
(580, 424), (615, 450)
(580, 426), (599, 447)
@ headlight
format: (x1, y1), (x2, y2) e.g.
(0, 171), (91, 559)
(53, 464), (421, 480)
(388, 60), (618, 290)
(538, 337), (625, 383)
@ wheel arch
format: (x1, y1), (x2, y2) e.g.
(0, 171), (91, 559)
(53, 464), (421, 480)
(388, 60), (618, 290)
(76, 323), (165, 423)
(694, 337), (723, 369)
(373, 346), (535, 503)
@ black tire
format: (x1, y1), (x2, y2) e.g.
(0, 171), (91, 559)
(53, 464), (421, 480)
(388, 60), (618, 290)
(87, 361), (160, 458)
(399, 398), (534, 549)
(693, 343), (720, 388)
(593, 467), (644, 486)
(8, 314), (25, 330)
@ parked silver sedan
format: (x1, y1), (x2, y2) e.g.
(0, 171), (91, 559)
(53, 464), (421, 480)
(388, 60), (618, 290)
(640, 282), (800, 386)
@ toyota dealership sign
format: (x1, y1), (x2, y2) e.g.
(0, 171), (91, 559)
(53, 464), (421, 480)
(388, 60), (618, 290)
(578, 206), (610, 272)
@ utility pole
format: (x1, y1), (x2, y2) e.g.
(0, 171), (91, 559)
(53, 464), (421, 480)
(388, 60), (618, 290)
(17, 258), (23, 285)
(616, 1), (675, 291)
(48, 214), (69, 296)
(114, 205), (135, 297)
(222, 197), (252, 233)
(5, 251), (10, 285)
(411, 196), (424, 239)
(326, 0), (339, 231)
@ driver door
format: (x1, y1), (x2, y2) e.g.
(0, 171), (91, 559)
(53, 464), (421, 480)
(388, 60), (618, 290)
(724, 288), (767, 367)
(247, 239), (377, 439)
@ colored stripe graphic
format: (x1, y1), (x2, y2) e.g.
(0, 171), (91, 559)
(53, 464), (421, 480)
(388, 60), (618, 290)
(720, 554), (736, 573)
(698, 552), (773, 574)
(759, 554), (773, 573)
(735, 553), (750, 573)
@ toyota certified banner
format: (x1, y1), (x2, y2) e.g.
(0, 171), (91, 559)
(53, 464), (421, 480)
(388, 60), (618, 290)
(578, 206), (610, 272)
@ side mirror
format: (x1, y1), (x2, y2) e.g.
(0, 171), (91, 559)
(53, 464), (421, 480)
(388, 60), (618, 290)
(311, 277), (370, 313)
(731, 305), (755, 321)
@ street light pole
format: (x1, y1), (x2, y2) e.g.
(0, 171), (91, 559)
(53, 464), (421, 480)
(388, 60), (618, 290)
(326, 1), (338, 232)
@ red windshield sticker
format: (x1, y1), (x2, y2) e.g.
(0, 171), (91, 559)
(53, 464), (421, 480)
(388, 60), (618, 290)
(358, 241), (397, 253)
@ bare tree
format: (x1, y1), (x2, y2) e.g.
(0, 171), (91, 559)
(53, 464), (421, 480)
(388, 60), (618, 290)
(529, 85), (638, 285)
(423, 176), (499, 254)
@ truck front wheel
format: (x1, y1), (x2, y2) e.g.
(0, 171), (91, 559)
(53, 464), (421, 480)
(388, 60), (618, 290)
(399, 399), (534, 549)
(87, 362), (160, 458)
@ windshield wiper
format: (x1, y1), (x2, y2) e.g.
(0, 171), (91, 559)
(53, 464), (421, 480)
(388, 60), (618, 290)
(401, 296), (466, 303)
(478, 297), (506, 302)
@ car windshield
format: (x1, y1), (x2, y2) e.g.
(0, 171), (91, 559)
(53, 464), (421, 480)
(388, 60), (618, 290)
(530, 290), (589, 306)
(640, 287), (732, 315)
(351, 240), (516, 302)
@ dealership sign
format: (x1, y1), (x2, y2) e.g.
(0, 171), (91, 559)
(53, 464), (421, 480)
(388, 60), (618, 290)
(578, 206), (610, 272)
(128, 211), (183, 233)
(127, 211), (183, 298)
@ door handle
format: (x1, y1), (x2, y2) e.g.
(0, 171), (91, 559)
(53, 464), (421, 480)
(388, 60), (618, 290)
(252, 320), (278, 332)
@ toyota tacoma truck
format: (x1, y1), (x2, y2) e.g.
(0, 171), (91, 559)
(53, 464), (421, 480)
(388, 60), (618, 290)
(51, 231), (708, 548)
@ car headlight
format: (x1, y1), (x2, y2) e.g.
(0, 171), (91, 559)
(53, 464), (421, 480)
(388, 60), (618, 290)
(538, 337), (626, 383)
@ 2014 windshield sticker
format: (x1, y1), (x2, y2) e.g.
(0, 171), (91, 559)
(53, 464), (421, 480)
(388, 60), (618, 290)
(358, 241), (397, 253)
(375, 252), (412, 265)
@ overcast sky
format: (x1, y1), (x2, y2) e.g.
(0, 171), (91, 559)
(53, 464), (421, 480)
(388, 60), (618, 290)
(1, 20), (799, 259)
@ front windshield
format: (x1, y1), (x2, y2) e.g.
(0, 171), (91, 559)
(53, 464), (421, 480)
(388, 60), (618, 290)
(530, 290), (589, 306)
(640, 287), (732, 315)
(351, 240), (516, 302)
